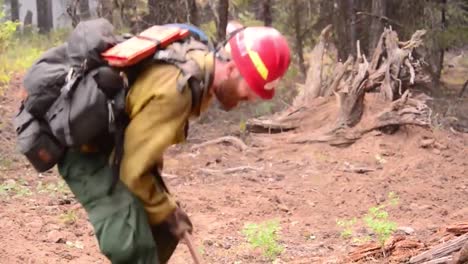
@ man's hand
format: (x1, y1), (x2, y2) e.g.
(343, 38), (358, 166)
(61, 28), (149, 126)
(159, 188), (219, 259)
(164, 206), (193, 240)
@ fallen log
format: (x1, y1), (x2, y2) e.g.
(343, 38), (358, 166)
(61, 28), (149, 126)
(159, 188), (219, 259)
(423, 256), (453, 264)
(348, 242), (381, 262)
(409, 234), (468, 264)
(450, 241), (468, 264)
(348, 235), (423, 262)
(446, 223), (468, 236)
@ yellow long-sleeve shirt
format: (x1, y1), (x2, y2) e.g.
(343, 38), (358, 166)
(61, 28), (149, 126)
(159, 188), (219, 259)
(120, 49), (214, 225)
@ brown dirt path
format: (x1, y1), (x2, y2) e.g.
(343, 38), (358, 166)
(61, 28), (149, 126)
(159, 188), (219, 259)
(0, 77), (467, 264)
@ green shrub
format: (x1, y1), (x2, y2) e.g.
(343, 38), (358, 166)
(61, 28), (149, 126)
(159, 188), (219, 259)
(0, 25), (70, 91)
(0, 9), (20, 89)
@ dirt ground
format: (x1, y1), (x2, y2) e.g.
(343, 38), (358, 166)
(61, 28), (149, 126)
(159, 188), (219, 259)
(0, 70), (467, 264)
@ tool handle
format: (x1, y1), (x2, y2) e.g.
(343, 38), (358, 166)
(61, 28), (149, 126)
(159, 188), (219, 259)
(183, 232), (203, 264)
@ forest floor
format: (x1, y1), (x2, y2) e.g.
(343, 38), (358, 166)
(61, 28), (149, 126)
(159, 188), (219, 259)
(0, 53), (467, 264)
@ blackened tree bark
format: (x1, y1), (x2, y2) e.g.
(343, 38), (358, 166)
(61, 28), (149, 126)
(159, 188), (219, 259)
(24, 10), (33, 27)
(216, 0), (229, 42)
(186, 0), (199, 26)
(292, 0), (306, 78)
(147, 0), (157, 24)
(79, 0), (91, 20)
(67, 0), (80, 27)
(437, 0), (447, 80)
(146, 0), (189, 25)
(10, 0), (19, 21)
(368, 0), (387, 54)
(332, 0), (350, 60)
(37, 0), (53, 33)
(262, 0), (273, 26)
(98, 0), (114, 23)
(348, 0), (357, 55)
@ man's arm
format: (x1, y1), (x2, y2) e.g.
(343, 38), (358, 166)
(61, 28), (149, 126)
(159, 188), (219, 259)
(120, 65), (192, 225)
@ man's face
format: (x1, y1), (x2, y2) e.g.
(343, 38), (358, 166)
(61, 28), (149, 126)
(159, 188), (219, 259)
(214, 65), (259, 111)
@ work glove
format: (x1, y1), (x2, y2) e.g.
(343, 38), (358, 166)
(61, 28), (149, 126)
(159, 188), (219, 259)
(151, 206), (193, 263)
(164, 206), (193, 240)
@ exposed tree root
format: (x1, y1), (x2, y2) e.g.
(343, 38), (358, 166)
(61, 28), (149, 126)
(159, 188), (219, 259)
(191, 136), (248, 151)
(199, 166), (258, 175)
(290, 91), (431, 146)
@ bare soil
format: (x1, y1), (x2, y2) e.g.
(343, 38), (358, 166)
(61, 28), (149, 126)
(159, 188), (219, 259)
(0, 75), (467, 264)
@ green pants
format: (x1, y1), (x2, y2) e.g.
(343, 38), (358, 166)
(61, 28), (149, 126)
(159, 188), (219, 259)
(58, 149), (178, 264)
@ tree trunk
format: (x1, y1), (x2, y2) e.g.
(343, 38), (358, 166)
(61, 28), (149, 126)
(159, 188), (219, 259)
(67, 0), (80, 28)
(216, 0), (229, 42)
(293, 0), (306, 79)
(146, 0), (188, 26)
(368, 0), (387, 54)
(147, 0), (157, 24)
(36, 0), (53, 34)
(10, 0), (20, 22)
(79, 0), (91, 20)
(23, 10), (33, 26)
(186, 0), (199, 26)
(333, 0), (350, 60)
(262, 0), (273, 26)
(98, 0), (113, 23)
(436, 0), (447, 81)
(348, 0), (357, 56)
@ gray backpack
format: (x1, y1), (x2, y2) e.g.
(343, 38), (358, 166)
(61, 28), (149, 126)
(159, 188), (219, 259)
(14, 18), (211, 173)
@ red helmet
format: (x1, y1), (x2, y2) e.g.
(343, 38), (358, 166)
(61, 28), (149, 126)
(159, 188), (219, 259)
(228, 27), (291, 99)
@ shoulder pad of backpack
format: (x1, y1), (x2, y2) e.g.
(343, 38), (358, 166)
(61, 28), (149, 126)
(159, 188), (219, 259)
(101, 25), (192, 68)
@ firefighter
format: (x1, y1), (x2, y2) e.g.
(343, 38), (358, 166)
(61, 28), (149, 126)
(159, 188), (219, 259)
(57, 23), (291, 264)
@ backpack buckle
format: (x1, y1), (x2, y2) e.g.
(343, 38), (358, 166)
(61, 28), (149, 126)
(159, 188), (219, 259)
(62, 68), (81, 97)
(107, 101), (116, 133)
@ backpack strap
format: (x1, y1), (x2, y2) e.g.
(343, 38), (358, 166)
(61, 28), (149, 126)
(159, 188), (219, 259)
(107, 73), (130, 195)
(153, 38), (213, 115)
(107, 38), (213, 195)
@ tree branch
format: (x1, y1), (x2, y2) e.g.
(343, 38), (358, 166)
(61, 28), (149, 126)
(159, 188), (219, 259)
(356, 11), (403, 28)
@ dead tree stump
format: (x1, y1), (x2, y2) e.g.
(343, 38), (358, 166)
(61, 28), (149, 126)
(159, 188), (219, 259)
(247, 26), (432, 146)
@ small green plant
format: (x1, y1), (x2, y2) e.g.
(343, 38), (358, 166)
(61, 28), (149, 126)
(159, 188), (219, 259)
(197, 245), (205, 256)
(335, 192), (400, 250)
(364, 192), (399, 247)
(239, 118), (247, 134)
(242, 219), (284, 261)
(0, 179), (32, 198)
(60, 209), (78, 225)
(336, 218), (357, 239)
(37, 180), (71, 196)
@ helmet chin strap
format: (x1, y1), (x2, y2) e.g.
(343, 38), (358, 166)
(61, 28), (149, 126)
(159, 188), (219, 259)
(214, 26), (246, 62)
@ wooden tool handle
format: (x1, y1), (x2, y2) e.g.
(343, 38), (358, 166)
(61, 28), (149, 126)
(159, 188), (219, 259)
(183, 232), (203, 264)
